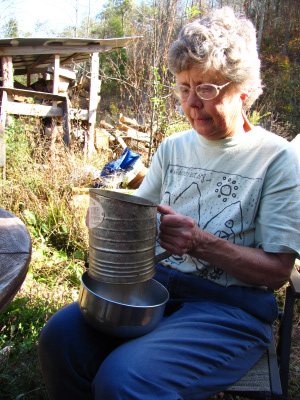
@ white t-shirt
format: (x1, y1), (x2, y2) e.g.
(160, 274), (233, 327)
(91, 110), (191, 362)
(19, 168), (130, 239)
(291, 134), (300, 159)
(137, 127), (300, 287)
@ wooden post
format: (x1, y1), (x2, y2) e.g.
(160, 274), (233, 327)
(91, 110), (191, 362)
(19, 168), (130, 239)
(52, 54), (60, 106)
(50, 54), (60, 153)
(0, 90), (7, 128)
(0, 121), (6, 180)
(27, 71), (31, 87)
(1, 56), (13, 128)
(88, 52), (100, 157)
(53, 54), (60, 95)
(62, 98), (71, 146)
(1, 56), (13, 88)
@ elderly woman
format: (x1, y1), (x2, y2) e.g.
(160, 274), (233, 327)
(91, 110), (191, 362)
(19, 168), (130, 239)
(39, 7), (300, 400)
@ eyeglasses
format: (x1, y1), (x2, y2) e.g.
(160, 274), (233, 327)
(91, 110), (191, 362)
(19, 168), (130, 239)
(172, 82), (231, 101)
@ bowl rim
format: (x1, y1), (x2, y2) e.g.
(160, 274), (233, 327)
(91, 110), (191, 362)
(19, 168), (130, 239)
(80, 271), (169, 308)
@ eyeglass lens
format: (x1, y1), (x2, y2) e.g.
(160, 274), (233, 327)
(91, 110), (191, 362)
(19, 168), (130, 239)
(174, 84), (218, 100)
(196, 84), (217, 99)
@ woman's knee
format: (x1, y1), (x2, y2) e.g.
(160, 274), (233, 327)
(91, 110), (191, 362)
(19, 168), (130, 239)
(92, 340), (152, 399)
(39, 303), (77, 343)
(38, 303), (80, 366)
(92, 337), (176, 400)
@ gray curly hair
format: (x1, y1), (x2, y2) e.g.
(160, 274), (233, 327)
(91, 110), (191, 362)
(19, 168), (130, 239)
(168, 7), (263, 108)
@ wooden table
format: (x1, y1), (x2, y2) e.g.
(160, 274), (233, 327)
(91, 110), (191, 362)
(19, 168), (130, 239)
(0, 208), (31, 314)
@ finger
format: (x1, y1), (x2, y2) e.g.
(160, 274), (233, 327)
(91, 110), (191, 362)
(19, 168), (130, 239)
(159, 229), (190, 248)
(160, 214), (195, 229)
(157, 204), (176, 216)
(158, 235), (186, 255)
(159, 222), (182, 234)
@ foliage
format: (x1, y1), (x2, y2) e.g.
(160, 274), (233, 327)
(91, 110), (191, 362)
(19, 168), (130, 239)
(1, 118), (108, 257)
(186, 5), (201, 20)
(95, 0), (133, 36)
(15, 0), (295, 139)
(248, 109), (271, 126)
(0, 117), (97, 398)
(63, 0), (298, 143)
(258, 51), (299, 135)
(150, 66), (169, 136)
(89, 0), (299, 139)
(1, 17), (18, 37)
(0, 250), (82, 400)
(165, 117), (190, 137)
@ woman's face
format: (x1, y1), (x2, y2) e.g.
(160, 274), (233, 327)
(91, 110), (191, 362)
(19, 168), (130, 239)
(176, 68), (247, 141)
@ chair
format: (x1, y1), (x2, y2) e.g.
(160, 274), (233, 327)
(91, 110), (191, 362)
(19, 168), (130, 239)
(225, 264), (300, 399)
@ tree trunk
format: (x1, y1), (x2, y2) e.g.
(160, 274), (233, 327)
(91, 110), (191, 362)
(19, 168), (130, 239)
(282, 0), (291, 56)
(257, 0), (266, 54)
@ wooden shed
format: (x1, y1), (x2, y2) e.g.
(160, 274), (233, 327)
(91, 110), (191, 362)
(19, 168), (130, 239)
(0, 36), (136, 168)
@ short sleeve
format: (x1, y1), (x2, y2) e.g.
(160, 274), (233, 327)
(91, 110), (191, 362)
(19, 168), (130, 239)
(255, 143), (300, 257)
(136, 143), (165, 203)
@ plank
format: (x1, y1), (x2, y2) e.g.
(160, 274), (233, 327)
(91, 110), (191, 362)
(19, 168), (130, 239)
(0, 253), (31, 314)
(0, 121), (5, 170)
(28, 54), (52, 70)
(0, 44), (112, 57)
(3, 101), (63, 117)
(0, 208), (31, 314)
(0, 90), (8, 127)
(0, 87), (67, 101)
(47, 66), (76, 80)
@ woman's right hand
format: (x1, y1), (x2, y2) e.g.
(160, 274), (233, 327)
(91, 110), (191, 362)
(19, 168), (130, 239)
(157, 204), (203, 257)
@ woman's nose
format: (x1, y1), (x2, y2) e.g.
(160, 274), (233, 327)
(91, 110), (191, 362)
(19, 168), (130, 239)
(186, 90), (204, 108)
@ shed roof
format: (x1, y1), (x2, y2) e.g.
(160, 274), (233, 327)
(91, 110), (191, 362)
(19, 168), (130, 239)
(0, 36), (136, 76)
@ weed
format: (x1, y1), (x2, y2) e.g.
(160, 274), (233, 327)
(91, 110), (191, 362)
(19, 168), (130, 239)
(0, 118), (95, 399)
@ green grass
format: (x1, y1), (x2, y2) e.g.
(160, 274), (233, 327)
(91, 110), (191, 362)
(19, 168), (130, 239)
(0, 117), (100, 399)
(0, 242), (86, 399)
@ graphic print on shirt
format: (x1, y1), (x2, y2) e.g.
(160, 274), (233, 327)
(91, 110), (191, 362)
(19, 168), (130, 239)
(157, 163), (263, 284)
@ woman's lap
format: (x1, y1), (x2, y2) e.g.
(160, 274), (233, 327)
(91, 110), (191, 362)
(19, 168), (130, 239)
(38, 266), (276, 400)
(93, 300), (272, 400)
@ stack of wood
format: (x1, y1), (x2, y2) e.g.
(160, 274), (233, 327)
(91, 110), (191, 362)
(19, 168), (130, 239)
(45, 65), (77, 97)
(117, 114), (151, 146)
(91, 114), (154, 189)
(96, 114), (152, 164)
(70, 75), (101, 111)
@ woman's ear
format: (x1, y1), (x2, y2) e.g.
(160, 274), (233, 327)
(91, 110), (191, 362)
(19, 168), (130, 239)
(240, 92), (249, 101)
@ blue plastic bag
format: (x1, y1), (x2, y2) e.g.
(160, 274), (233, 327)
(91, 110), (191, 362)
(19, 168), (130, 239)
(100, 147), (141, 177)
(94, 148), (141, 188)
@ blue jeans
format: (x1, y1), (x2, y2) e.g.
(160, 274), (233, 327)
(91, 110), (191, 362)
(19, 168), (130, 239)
(38, 265), (278, 400)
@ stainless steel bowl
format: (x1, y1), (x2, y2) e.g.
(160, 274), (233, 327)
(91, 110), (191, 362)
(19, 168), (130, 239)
(78, 271), (169, 338)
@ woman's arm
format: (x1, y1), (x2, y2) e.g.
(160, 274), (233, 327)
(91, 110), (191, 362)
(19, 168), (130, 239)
(158, 204), (295, 290)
